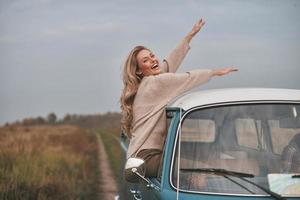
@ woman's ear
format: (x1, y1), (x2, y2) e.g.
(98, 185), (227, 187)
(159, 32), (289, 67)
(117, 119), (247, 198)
(136, 70), (143, 76)
(136, 71), (143, 79)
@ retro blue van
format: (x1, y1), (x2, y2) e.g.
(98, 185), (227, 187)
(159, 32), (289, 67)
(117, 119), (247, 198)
(121, 88), (300, 200)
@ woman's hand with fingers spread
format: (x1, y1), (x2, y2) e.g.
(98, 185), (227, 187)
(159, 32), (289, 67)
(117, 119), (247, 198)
(212, 67), (239, 77)
(186, 18), (205, 43)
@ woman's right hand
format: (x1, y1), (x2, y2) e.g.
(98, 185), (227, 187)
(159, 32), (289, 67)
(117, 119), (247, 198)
(185, 19), (205, 43)
(212, 67), (239, 76)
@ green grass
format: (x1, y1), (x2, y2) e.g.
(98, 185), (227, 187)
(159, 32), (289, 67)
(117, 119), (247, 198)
(97, 130), (121, 179)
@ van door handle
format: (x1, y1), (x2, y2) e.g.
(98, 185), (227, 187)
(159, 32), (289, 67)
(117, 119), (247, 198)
(130, 189), (142, 200)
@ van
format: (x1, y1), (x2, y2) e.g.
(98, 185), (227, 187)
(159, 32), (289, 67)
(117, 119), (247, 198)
(121, 88), (300, 200)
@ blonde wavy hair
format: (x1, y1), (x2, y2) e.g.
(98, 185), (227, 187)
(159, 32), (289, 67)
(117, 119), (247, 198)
(120, 46), (148, 137)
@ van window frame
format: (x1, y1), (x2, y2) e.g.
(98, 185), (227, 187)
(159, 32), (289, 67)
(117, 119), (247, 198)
(169, 100), (300, 197)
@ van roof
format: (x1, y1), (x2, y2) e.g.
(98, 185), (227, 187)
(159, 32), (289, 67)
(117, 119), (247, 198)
(168, 88), (300, 110)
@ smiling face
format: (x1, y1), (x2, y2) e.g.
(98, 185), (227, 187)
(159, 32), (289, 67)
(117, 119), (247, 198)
(136, 49), (161, 76)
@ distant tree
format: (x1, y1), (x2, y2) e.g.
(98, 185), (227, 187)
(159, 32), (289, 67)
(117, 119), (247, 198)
(47, 112), (57, 124)
(54, 112), (121, 131)
(15, 120), (21, 126)
(36, 116), (46, 125)
(22, 118), (36, 126)
(63, 114), (72, 123)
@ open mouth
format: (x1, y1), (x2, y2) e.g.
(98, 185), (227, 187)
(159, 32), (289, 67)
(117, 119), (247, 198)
(151, 63), (159, 69)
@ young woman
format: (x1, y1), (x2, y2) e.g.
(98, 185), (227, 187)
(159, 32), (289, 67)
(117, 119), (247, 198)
(120, 19), (238, 178)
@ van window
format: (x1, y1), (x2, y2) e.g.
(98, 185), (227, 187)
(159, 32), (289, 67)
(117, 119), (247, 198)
(172, 103), (300, 196)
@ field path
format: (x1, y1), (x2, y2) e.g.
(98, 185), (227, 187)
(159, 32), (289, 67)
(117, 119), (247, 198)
(96, 133), (118, 200)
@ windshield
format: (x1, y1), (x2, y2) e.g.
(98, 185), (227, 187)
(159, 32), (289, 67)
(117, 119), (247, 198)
(172, 103), (300, 196)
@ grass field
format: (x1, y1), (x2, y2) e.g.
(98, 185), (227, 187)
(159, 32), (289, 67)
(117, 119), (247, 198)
(0, 125), (99, 200)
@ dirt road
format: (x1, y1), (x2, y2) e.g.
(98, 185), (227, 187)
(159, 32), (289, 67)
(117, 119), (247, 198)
(97, 134), (118, 200)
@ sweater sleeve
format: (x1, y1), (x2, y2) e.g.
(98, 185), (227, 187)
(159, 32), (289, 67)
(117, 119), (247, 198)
(160, 39), (191, 73)
(154, 69), (213, 103)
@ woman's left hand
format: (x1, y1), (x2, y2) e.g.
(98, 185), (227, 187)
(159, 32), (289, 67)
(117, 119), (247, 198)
(212, 67), (239, 76)
(186, 19), (205, 42)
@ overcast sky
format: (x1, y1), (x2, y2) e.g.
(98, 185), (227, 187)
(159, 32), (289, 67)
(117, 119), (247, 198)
(1, 0), (300, 125)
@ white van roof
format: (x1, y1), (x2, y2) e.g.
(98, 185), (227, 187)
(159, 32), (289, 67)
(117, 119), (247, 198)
(168, 88), (300, 110)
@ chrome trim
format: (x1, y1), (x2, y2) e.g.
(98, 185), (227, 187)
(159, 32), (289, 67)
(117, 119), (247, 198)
(169, 100), (300, 197)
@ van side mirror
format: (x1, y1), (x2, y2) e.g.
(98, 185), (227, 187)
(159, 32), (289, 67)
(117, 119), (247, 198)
(124, 157), (146, 183)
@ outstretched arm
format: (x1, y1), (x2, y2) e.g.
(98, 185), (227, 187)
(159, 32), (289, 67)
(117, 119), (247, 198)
(161, 19), (205, 73)
(152, 67), (238, 106)
(184, 18), (205, 44)
(212, 67), (238, 77)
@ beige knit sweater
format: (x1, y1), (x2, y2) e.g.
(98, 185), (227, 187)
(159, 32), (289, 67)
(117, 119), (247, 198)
(127, 39), (213, 158)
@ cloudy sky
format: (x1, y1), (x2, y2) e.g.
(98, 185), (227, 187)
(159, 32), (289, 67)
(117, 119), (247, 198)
(1, 0), (300, 125)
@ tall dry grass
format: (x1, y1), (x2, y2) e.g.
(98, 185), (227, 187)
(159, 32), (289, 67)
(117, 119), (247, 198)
(0, 125), (98, 200)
